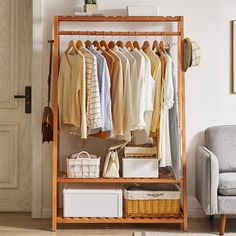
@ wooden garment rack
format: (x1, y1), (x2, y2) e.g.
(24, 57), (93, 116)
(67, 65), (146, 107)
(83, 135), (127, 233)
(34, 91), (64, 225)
(52, 16), (187, 232)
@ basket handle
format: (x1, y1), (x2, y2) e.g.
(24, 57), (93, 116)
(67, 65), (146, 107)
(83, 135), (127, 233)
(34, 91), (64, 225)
(76, 151), (90, 159)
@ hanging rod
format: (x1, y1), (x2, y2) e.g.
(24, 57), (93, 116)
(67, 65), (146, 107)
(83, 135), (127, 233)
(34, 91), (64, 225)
(58, 31), (181, 36)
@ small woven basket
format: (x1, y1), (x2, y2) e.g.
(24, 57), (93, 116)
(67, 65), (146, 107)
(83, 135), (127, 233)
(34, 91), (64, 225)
(124, 188), (180, 217)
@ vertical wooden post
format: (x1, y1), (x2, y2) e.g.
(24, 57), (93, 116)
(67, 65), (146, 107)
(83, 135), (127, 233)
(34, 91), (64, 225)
(52, 16), (59, 232)
(179, 16), (188, 232)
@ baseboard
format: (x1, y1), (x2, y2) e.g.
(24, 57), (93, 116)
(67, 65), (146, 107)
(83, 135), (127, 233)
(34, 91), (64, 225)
(42, 207), (207, 219)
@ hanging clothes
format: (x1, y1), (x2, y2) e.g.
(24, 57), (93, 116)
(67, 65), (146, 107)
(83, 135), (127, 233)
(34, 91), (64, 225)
(112, 46), (132, 141)
(168, 46), (181, 179)
(58, 52), (87, 139)
(159, 52), (174, 167)
(129, 48), (146, 130)
(68, 46), (102, 135)
(89, 45), (113, 132)
(108, 49), (124, 136)
(145, 47), (162, 142)
(132, 49), (156, 145)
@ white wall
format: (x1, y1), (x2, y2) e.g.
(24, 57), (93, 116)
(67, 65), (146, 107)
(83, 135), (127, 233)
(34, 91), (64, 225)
(41, 0), (236, 217)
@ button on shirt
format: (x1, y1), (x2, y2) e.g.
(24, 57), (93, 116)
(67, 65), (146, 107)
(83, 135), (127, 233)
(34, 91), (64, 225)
(89, 45), (113, 132)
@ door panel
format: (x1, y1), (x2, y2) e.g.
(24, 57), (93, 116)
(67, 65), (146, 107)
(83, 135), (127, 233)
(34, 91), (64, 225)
(0, 0), (32, 212)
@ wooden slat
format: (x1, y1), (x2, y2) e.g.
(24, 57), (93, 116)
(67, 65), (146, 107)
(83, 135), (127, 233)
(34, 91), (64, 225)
(179, 16), (188, 232)
(57, 209), (184, 224)
(57, 16), (181, 22)
(52, 16), (59, 233)
(57, 171), (182, 184)
(58, 31), (180, 36)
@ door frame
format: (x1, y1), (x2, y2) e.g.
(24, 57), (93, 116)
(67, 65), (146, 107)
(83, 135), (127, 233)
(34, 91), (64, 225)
(32, 0), (43, 218)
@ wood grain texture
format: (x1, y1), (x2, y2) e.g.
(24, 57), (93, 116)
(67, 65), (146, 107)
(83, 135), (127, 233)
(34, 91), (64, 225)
(220, 214), (226, 236)
(178, 16), (188, 232)
(0, 0), (32, 212)
(57, 209), (184, 224)
(58, 16), (181, 22)
(57, 171), (182, 184)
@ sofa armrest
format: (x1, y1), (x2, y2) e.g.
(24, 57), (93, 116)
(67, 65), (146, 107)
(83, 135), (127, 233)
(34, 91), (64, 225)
(196, 146), (219, 215)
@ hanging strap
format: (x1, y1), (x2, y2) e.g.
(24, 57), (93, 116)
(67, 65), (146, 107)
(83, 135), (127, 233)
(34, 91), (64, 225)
(47, 40), (54, 107)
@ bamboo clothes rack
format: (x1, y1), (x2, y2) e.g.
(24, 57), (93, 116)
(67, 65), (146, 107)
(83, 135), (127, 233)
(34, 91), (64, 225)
(52, 16), (187, 232)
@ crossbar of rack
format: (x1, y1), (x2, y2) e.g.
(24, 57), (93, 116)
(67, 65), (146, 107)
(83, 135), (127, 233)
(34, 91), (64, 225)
(59, 31), (180, 36)
(58, 16), (181, 22)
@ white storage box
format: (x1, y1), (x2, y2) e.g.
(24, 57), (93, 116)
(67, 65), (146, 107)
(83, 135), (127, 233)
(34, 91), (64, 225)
(67, 151), (100, 178)
(127, 6), (160, 16)
(63, 185), (123, 217)
(123, 158), (159, 178)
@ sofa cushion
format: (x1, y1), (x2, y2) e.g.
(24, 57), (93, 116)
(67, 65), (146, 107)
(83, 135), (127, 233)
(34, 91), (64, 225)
(205, 126), (236, 172)
(218, 173), (236, 195)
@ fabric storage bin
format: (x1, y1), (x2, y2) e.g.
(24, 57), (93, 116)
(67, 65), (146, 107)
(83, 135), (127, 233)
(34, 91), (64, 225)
(63, 184), (123, 217)
(124, 186), (181, 217)
(67, 151), (100, 178)
(123, 146), (158, 178)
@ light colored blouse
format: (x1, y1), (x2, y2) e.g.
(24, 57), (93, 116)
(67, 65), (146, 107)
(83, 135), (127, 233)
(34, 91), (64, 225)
(58, 52), (87, 139)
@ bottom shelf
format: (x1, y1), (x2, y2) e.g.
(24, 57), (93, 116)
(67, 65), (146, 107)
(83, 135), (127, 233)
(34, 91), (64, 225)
(57, 209), (184, 224)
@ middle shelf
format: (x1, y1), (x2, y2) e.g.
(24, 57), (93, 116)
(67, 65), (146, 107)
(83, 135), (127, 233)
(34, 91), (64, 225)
(57, 171), (182, 184)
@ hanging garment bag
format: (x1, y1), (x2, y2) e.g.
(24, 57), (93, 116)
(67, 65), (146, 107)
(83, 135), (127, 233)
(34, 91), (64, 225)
(42, 40), (54, 143)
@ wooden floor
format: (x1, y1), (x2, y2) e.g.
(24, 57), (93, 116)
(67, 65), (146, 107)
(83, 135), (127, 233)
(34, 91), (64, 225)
(0, 213), (236, 235)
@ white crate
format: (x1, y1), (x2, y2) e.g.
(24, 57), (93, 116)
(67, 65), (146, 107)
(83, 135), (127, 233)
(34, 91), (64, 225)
(67, 151), (100, 178)
(63, 185), (123, 217)
(122, 158), (159, 178)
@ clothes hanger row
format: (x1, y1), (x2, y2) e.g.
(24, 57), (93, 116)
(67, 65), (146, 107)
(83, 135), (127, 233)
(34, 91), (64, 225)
(65, 38), (170, 54)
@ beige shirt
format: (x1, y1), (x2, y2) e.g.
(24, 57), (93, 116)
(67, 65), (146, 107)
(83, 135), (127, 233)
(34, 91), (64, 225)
(58, 52), (87, 139)
(112, 46), (132, 141)
(108, 49), (124, 136)
(145, 47), (162, 139)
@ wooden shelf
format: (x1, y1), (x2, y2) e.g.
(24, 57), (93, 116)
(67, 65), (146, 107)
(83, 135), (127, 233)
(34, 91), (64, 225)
(57, 16), (181, 22)
(57, 209), (184, 224)
(57, 171), (182, 184)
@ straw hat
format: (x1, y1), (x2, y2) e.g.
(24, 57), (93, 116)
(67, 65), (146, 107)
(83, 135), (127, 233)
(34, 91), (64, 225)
(184, 38), (200, 72)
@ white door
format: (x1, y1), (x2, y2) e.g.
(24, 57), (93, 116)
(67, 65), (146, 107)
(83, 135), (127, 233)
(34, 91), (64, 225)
(0, 0), (32, 212)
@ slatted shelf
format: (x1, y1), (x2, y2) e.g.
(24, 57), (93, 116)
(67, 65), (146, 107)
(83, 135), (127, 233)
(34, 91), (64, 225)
(57, 209), (184, 224)
(57, 171), (182, 184)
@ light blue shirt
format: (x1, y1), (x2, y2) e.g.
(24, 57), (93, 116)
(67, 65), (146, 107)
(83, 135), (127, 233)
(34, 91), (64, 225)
(89, 45), (113, 131)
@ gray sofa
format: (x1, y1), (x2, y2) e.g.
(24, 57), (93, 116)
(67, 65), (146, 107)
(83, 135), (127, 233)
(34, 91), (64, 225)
(196, 126), (236, 236)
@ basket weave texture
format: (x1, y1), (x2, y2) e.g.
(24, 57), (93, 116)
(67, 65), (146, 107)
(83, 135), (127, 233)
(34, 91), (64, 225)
(125, 199), (180, 217)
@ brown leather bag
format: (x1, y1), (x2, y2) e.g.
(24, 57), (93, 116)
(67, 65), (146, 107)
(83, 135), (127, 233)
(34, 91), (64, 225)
(42, 40), (54, 143)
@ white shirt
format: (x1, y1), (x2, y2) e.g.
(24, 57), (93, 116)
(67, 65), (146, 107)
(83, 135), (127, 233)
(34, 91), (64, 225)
(129, 48), (146, 130)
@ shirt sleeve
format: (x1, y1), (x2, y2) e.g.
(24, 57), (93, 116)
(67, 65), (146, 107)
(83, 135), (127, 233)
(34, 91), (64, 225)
(79, 57), (87, 139)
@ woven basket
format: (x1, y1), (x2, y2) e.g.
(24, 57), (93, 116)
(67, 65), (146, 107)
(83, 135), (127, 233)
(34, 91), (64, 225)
(125, 199), (180, 217)
(124, 189), (180, 217)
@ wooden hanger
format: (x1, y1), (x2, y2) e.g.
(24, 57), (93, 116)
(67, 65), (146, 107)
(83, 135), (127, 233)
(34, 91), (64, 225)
(125, 41), (134, 51)
(152, 40), (158, 51)
(159, 40), (166, 53)
(93, 40), (103, 51)
(133, 41), (140, 50)
(116, 40), (124, 48)
(76, 40), (83, 50)
(142, 40), (150, 53)
(100, 40), (109, 50)
(85, 40), (92, 48)
(65, 40), (78, 54)
(108, 41), (116, 49)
